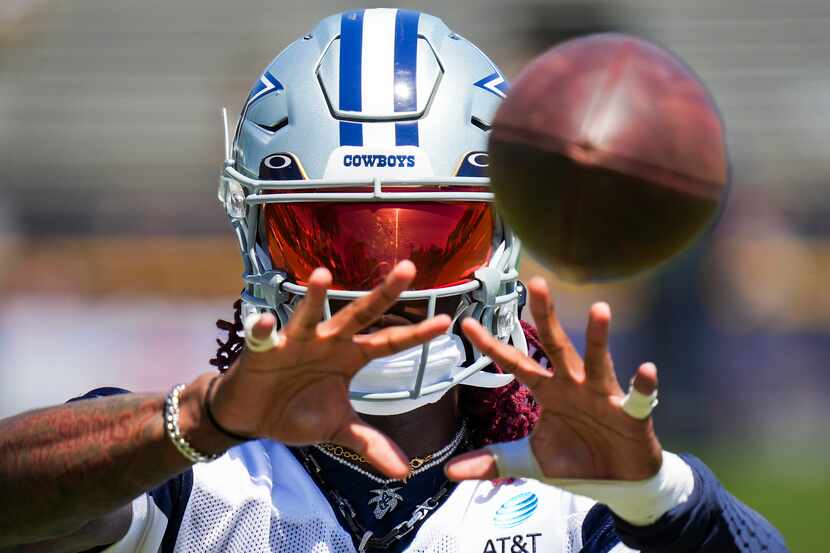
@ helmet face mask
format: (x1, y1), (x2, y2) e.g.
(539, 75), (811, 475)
(219, 9), (524, 415)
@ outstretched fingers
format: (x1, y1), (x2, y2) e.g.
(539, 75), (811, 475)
(583, 302), (619, 391)
(284, 268), (332, 340)
(461, 318), (551, 391)
(237, 311), (281, 369)
(250, 311), (278, 343)
(527, 277), (583, 380)
(321, 261), (416, 337)
(620, 362), (659, 420)
(352, 315), (451, 364)
(332, 415), (410, 480)
(632, 362), (658, 396)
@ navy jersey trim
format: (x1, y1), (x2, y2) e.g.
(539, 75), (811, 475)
(612, 454), (789, 553)
(153, 469), (194, 553)
(580, 504), (622, 553)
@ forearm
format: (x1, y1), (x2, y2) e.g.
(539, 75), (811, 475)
(611, 454), (789, 552)
(0, 373), (234, 546)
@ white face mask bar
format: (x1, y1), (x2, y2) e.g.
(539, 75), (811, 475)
(226, 166), (494, 203)
(237, 260), (521, 405)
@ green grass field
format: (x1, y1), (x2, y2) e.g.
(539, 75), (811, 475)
(677, 442), (829, 552)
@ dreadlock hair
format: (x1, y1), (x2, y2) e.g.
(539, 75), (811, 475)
(459, 320), (543, 448)
(210, 301), (542, 449)
(209, 299), (245, 374)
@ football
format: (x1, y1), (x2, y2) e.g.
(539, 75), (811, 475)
(489, 33), (728, 283)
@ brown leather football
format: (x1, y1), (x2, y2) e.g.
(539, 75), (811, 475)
(489, 33), (728, 282)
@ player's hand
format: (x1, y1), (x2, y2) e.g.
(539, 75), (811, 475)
(445, 276), (663, 483)
(210, 260), (450, 479)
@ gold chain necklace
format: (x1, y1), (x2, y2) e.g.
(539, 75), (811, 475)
(313, 421), (467, 521)
(317, 443), (434, 470)
(318, 420), (466, 472)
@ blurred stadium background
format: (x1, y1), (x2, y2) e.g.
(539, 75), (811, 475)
(1, 1), (827, 549)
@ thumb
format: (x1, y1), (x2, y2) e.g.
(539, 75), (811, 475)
(250, 312), (277, 342)
(332, 414), (411, 481)
(244, 312), (282, 352)
(236, 312), (282, 372)
(445, 448), (500, 481)
(446, 437), (544, 482)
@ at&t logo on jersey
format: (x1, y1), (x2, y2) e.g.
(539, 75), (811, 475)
(481, 533), (543, 553)
(493, 492), (538, 528)
(343, 153), (415, 168)
(479, 493), (542, 553)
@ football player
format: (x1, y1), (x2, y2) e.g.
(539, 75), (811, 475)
(0, 10), (787, 553)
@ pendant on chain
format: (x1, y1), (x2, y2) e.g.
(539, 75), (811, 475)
(368, 486), (404, 519)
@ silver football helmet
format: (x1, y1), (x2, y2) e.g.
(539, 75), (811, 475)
(219, 9), (525, 415)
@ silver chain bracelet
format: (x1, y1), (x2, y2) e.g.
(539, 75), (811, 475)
(164, 383), (221, 464)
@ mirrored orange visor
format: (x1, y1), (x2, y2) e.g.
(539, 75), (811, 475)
(263, 202), (494, 290)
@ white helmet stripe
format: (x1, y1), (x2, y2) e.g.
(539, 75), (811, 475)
(362, 122), (397, 147)
(361, 8), (397, 118)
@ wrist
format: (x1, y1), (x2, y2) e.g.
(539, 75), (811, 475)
(204, 375), (257, 442)
(487, 439), (694, 527)
(205, 370), (262, 438)
(602, 450), (695, 526)
(177, 374), (243, 456)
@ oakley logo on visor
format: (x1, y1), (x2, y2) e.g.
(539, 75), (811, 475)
(456, 151), (489, 177)
(260, 153), (305, 180)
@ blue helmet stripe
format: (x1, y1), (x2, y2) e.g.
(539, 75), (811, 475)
(394, 10), (420, 146)
(339, 121), (363, 146)
(339, 10), (364, 145)
(395, 122), (418, 146)
(393, 10), (419, 112)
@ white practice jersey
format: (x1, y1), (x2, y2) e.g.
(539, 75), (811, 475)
(104, 440), (636, 553)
